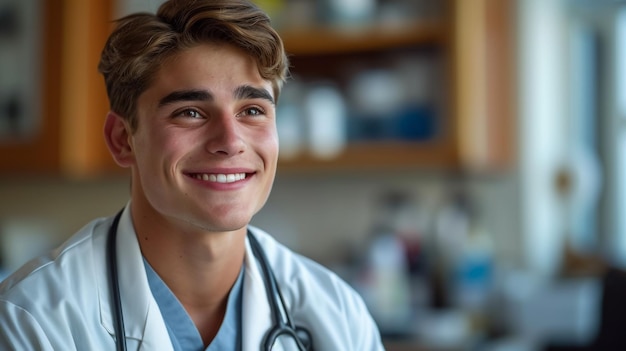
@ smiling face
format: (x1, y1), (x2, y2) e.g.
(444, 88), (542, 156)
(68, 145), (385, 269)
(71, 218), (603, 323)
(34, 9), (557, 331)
(107, 43), (278, 234)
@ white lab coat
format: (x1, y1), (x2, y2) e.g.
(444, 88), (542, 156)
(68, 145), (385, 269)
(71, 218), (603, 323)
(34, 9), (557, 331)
(0, 206), (384, 350)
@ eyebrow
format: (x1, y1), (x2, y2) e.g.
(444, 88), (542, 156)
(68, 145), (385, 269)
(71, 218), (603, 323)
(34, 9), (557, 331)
(157, 85), (275, 108)
(234, 85), (275, 105)
(158, 89), (213, 107)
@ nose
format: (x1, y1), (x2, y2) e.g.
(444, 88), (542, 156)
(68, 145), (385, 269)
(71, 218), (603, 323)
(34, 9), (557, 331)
(205, 114), (246, 156)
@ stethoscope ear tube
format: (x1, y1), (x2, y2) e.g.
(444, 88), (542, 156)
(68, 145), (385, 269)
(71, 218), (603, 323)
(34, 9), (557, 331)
(107, 210), (128, 351)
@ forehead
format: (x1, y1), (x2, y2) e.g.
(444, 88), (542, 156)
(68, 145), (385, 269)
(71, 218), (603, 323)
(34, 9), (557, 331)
(142, 43), (272, 101)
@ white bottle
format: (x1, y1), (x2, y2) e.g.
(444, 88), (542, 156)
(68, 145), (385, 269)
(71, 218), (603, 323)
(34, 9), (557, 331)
(303, 83), (347, 160)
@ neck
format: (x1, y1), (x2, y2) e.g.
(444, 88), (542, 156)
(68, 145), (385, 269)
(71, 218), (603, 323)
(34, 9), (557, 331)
(130, 204), (247, 345)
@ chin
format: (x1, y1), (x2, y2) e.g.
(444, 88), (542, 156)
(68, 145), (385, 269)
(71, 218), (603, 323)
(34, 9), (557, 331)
(197, 216), (251, 233)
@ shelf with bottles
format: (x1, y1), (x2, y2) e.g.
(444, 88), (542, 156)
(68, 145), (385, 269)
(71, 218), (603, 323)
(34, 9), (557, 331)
(259, 0), (454, 171)
(272, 0), (447, 66)
(275, 36), (451, 171)
(272, 0), (516, 172)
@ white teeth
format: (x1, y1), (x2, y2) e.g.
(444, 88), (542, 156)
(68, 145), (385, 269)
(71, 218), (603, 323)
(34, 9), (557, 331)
(194, 173), (246, 183)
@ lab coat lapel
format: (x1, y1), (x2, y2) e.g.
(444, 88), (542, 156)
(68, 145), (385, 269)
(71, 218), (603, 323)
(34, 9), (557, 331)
(98, 205), (174, 350)
(242, 235), (287, 351)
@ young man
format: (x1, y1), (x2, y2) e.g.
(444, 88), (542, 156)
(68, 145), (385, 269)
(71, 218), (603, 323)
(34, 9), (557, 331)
(0, 0), (383, 350)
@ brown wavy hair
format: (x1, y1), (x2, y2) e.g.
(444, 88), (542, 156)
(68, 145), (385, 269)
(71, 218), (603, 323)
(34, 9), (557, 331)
(98, 0), (289, 132)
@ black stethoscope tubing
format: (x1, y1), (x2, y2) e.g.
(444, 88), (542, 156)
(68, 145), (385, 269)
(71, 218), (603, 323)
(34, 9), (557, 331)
(247, 228), (311, 351)
(107, 209), (312, 351)
(107, 209), (127, 351)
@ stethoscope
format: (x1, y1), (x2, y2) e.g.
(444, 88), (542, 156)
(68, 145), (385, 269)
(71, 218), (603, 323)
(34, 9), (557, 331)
(107, 209), (313, 351)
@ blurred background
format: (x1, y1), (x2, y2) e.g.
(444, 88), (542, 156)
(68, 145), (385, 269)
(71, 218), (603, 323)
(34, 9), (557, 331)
(1, 0), (625, 350)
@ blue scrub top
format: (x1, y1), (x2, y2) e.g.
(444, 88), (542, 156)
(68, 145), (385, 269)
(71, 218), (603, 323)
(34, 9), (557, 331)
(144, 259), (244, 351)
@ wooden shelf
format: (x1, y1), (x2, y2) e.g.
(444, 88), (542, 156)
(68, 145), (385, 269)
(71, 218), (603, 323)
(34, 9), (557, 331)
(278, 142), (459, 172)
(280, 20), (446, 56)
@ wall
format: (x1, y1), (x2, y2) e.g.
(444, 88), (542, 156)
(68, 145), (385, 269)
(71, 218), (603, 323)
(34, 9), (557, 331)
(0, 170), (520, 274)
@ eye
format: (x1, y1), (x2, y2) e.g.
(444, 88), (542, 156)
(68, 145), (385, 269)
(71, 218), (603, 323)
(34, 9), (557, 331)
(238, 106), (265, 117)
(174, 108), (204, 119)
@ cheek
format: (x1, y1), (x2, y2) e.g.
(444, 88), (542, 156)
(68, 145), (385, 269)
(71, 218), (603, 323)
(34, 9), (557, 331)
(253, 128), (278, 191)
(133, 128), (182, 170)
(266, 138), (279, 162)
(258, 127), (279, 159)
(261, 132), (278, 191)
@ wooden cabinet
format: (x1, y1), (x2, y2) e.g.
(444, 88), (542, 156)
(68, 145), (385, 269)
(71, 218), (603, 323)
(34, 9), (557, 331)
(0, 0), (515, 177)
(0, 0), (62, 174)
(453, 0), (516, 172)
(0, 0), (118, 177)
(276, 0), (516, 173)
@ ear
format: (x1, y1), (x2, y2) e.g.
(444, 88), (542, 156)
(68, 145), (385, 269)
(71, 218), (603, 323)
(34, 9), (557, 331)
(104, 111), (134, 168)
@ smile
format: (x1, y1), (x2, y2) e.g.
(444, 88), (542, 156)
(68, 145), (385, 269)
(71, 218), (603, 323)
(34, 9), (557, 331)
(192, 173), (247, 183)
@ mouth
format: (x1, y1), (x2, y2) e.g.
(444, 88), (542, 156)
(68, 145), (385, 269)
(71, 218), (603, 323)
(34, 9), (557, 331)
(188, 172), (248, 183)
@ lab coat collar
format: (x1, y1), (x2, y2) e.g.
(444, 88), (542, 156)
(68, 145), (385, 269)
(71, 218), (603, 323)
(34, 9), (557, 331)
(97, 204), (174, 350)
(97, 205), (285, 350)
(242, 228), (287, 351)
